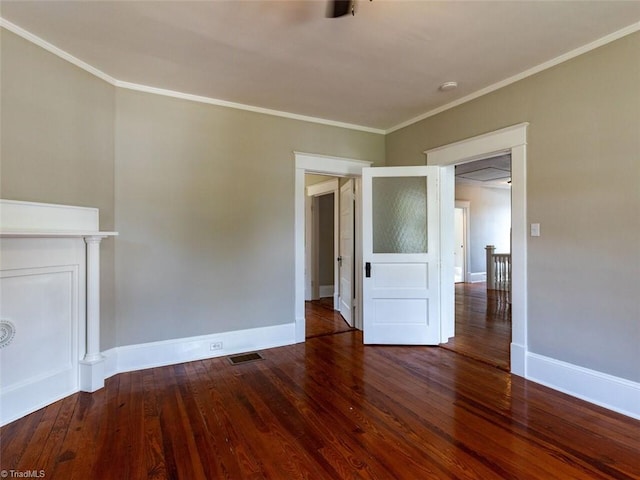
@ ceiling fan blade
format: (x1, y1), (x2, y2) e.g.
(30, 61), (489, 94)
(327, 0), (352, 18)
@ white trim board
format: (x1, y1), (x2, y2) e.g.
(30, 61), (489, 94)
(526, 353), (640, 420)
(426, 123), (528, 376)
(5, 16), (637, 135)
(468, 272), (487, 283)
(0, 18), (117, 86)
(0, 199), (99, 231)
(319, 285), (334, 298)
(387, 22), (640, 133)
(103, 323), (295, 378)
(306, 178), (339, 197)
(2, 383), (79, 427)
(295, 152), (372, 343)
(0, 18), (382, 135)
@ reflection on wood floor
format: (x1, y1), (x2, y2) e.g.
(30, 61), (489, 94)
(3, 329), (638, 479)
(305, 297), (355, 338)
(441, 282), (511, 371)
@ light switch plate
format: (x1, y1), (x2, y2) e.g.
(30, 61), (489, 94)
(531, 223), (540, 237)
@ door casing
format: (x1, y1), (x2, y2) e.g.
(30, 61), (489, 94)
(425, 123), (528, 376)
(295, 152), (372, 342)
(295, 122), (527, 375)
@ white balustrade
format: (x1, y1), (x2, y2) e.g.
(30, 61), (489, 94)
(485, 245), (511, 292)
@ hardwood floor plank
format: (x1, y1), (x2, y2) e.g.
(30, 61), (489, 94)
(0, 405), (48, 470)
(2, 330), (639, 479)
(90, 371), (136, 479)
(180, 361), (248, 480)
(215, 388), (309, 477)
(191, 359), (265, 479)
(442, 282), (511, 370)
(269, 346), (486, 479)
(306, 299), (354, 338)
(254, 358), (383, 480)
(303, 339), (518, 479)
(34, 394), (79, 475)
(51, 390), (108, 480)
(142, 368), (168, 479)
(159, 364), (209, 480)
(127, 370), (148, 480)
(204, 356), (300, 479)
(368, 347), (584, 478)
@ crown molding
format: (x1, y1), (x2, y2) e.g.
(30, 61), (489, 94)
(386, 21), (640, 134)
(0, 17), (384, 135)
(114, 80), (385, 134)
(0, 17), (118, 85)
(2, 16), (638, 136)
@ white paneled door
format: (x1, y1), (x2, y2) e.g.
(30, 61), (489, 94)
(338, 180), (354, 327)
(362, 166), (440, 345)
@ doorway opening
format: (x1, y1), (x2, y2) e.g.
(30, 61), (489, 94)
(454, 201), (470, 284)
(304, 174), (356, 339)
(294, 152), (372, 343)
(445, 154), (512, 370)
(425, 123), (528, 377)
(295, 125), (527, 373)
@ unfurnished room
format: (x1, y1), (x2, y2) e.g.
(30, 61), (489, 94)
(1, 1), (639, 478)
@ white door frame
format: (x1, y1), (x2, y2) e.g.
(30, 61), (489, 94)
(295, 152), (373, 343)
(305, 179), (339, 303)
(454, 201), (470, 284)
(425, 123), (528, 376)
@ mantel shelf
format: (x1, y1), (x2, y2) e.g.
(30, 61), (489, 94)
(0, 199), (118, 415)
(0, 230), (118, 238)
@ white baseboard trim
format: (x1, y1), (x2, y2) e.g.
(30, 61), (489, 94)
(1, 375), (78, 427)
(103, 323), (296, 378)
(526, 352), (640, 420)
(510, 342), (526, 377)
(319, 284), (334, 298)
(469, 272), (487, 283)
(295, 316), (305, 343)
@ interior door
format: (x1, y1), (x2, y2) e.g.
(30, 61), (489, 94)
(362, 166), (440, 345)
(338, 179), (354, 326)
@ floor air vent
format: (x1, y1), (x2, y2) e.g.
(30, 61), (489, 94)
(228, 352), (264, 365)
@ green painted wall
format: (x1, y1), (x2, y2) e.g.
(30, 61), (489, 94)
(386, 33), (640, 382)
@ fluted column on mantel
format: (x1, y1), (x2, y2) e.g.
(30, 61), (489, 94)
(80, 235), (107, 392)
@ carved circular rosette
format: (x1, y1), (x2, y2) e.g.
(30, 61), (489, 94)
(0, 319), (16, 348)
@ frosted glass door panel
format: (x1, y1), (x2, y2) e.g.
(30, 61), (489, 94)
(372, 176), (427, 254)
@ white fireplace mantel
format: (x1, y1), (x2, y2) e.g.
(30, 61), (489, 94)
(0, 198), (117, 237)
(0, 200), (117, 424)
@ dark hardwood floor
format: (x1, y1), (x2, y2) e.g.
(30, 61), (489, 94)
(441, 282), (511, 371)
(2, 330), (639, 479)
(305, 297), (354, 338)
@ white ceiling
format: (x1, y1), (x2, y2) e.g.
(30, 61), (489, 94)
(2, 1), (640, 132)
